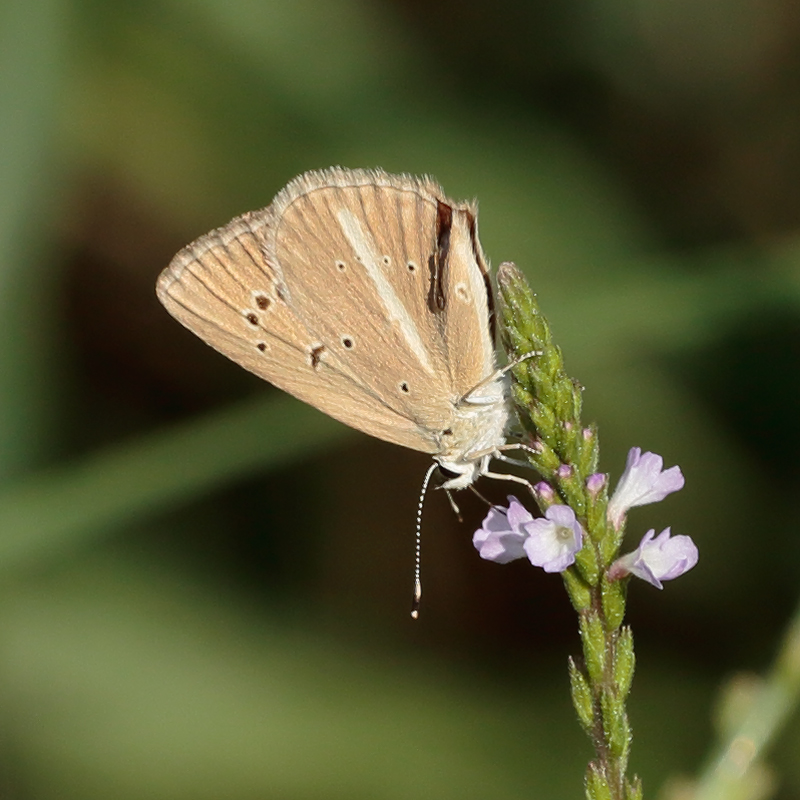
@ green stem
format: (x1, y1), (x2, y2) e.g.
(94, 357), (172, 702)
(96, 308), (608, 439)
(497, 262), (639, 800)
(693, 596), (800, 800)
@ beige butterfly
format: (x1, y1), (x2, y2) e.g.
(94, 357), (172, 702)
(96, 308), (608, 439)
(157, 167), (525, 492)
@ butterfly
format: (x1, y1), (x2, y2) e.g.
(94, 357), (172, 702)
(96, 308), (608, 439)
(157, 167), (519, 492)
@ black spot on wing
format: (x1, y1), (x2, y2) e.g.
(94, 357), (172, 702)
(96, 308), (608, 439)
(428, 200), (452, 313)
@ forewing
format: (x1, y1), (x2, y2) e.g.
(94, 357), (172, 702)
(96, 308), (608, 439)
(156, 213), (439, 453)
(265, 168), (460, 429)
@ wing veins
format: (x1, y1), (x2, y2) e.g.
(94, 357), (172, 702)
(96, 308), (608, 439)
(171, 258), (434, 426)
(230, 227), (275, 280)
(205, 244), (252, 296)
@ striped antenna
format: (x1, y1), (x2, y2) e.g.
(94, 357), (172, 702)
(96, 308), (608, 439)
(411, 463), (438, 619)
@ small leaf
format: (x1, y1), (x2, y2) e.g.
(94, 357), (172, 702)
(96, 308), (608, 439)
(569, 657), (596, 734)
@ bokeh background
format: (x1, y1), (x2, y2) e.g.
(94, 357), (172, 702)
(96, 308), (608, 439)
(2, 0), (799, 797)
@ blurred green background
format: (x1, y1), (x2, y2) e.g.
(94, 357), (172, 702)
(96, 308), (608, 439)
(1, 0), (799, 797)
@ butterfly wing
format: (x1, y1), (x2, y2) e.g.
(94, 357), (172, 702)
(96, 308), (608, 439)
(157, 213), (439, 452)
(157, 167), (499, 456)
(267, 167), (498, 399)
(419, 187), (498, 402)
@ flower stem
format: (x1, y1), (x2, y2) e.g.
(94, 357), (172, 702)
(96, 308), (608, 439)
(496, 262), (640, 800)
(692, 594), (800, 800)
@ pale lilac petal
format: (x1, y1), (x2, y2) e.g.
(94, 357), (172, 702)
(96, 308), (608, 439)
(547, 504), (580, 529)
(473, 530), (527, 563)
(610, 528), (698, 589)
(607, 447), (685, 528)
(521, 504), (583, 573)
(639, 528), (698, 582)
(473, 499), (531, 564)
(505, 496), (535, 530)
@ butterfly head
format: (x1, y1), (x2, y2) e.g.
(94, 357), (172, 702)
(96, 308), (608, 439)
(434, 389), (510, 489)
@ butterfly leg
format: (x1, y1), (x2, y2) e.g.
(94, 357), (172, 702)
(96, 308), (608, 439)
(461, 351), (541, 403)
(481, 467), (537, 497)
(499, 349), (542, 376)
(497, 441), (541, 458)
(467, 483), (494, 507)
(491, 452), (535, 471)
(469, 446), (534, 474)
(444, 489), (463, 521)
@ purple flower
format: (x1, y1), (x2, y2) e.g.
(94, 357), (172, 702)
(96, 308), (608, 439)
(522, 505), (584, 573)
(609, 528), (698, 589)
(473, 497), (533, 563)
(535, 481), (556, 505)
(586, 473), (606, 497)
(607, 447), (685, 528)
(473, 499), (584, 572)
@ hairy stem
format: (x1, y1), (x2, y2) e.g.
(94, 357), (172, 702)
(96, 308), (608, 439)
(497, 262), (639, 800)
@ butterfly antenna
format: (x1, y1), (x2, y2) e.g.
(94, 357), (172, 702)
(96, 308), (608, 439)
(412, 463), (438, 620)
